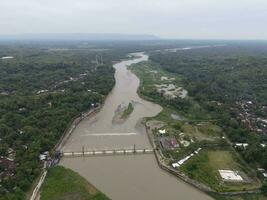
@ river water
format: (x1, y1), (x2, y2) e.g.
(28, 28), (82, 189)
(60, 53), (212, 200)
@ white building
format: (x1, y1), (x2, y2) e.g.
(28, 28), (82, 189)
(219, 170), (243, 182)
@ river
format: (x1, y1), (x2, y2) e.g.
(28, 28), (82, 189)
(60, 52), (213, 200)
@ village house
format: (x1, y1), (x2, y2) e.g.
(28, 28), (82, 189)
(0, 157), (16, 181)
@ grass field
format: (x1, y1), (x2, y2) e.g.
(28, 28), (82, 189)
(181, 122), (222, 141)
(40, 166), (110, 200)
(180, 149), (261, 192)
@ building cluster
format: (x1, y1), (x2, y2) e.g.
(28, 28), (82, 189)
(154, 83), (188, 99)
(172, 148), (202, 168)
(234, 100), (267, 134)
(0, 90), (15, 96)
(154, 128), (202, 169)
(39, 150), (62, 169)
(156, 129), (192, 149)
(39, 151), (53, 169)
(257, 168), (267, 179)
(234, 143), (266, 149)
(0, 148), (16, 183)
(156, 129), (180, 150)
(158, 136), (179, 151)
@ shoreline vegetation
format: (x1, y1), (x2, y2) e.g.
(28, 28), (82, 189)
(112, 102), (134, 124)
(40, 166), (110, 200)
(121, 102), (134, 119)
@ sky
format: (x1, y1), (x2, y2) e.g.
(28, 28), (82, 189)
(0, 0), (267, 40)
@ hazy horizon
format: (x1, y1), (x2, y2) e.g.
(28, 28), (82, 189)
(1, 0), (267, 40)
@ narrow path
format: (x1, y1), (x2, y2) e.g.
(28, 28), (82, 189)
(30, 170), (47, 200)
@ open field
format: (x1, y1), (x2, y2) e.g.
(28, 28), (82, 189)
(180, 149), (261, 192)
(40, 166), (110, 200)
(181, 122), (222, 141)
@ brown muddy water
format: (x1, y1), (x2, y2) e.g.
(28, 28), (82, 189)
(60, 53), (213, 200)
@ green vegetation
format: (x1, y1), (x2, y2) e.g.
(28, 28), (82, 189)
(148, 44), (267, 194)
(40, 166), (110, 200)
(130, 60), (223, 144)
(130, 43), (267, 195)
(262, 181), (267, 196)
(121, 102), (134, 119)
(181, 122), (222, 141)
(130, 61), (213, 121)
(0, 43), (117, 199)
(149, 43), (267, 145)
(1, 40), (267, 199)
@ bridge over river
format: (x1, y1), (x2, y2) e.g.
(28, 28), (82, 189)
(61, 147), (154, 157)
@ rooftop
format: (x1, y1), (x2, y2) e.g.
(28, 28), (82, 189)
(219, 170), (243, 182)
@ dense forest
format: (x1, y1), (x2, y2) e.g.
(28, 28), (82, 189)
(0, 42), (120, 200)
(149, 42), (267, 170)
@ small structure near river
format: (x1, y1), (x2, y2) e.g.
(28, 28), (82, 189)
(154, 83), (188, 99)
(159, 137), (179, 150)
(219, 170), (244, 182)
(1, 56), (14, 60)
(172, 148), (202, 168)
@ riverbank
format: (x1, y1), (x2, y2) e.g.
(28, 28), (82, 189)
(55, 105), (101, 152)
(130, 58), (263, 199)
(144, 122), (213, 192)
(40, 166), (110, 200)
(29, 106), (102, 200)
(145, 122), (262, 197)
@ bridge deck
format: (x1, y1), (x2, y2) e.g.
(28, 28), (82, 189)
(62, 148), (154, 157)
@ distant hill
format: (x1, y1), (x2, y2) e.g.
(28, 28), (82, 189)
(0, 33), (160, 41)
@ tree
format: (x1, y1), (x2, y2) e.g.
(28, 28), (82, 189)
(262, 181), (267, 196)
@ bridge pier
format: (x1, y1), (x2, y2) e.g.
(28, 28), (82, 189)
(82, 146), (84, 156)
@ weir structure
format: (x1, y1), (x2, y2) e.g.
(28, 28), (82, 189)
(61, 145), (154, 158)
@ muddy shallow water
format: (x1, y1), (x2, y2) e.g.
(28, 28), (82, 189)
(61, 53), (213, 200)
